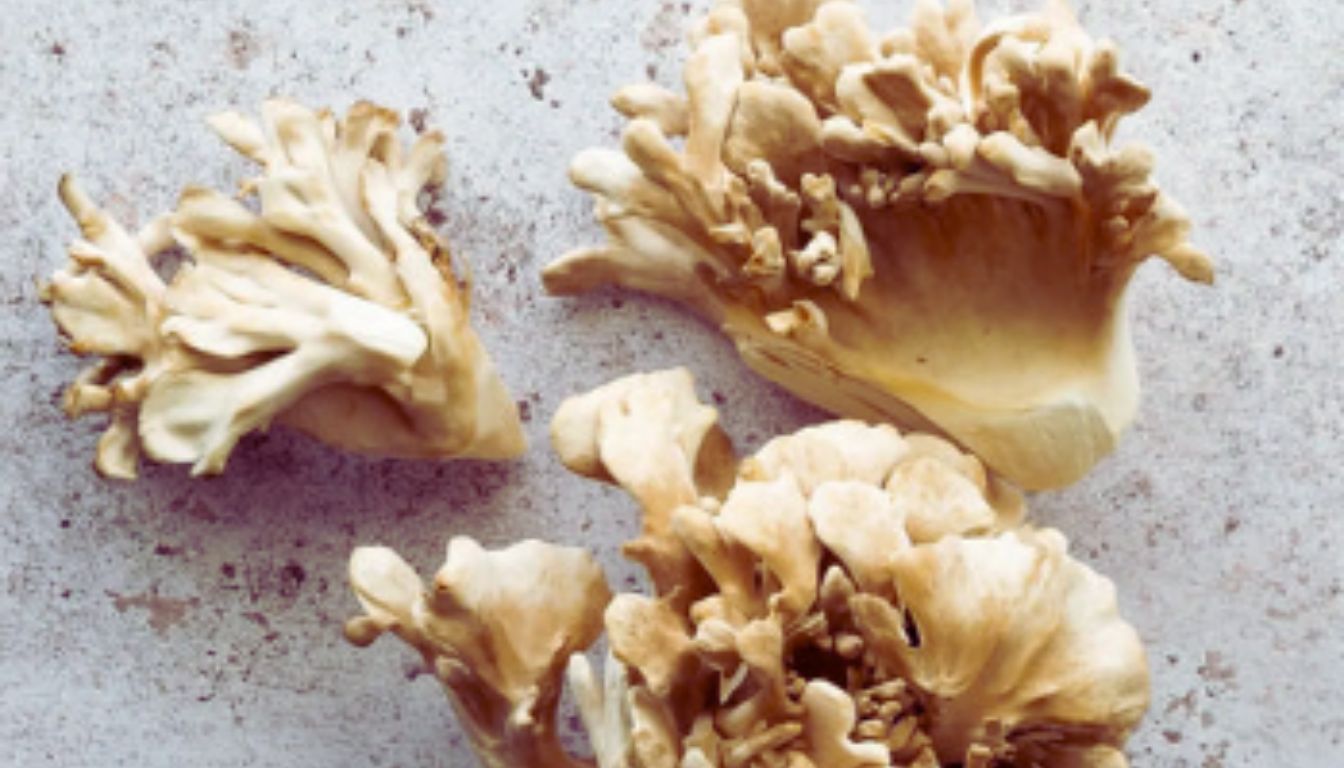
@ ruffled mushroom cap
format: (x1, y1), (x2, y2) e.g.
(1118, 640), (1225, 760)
(547, 0), (1212, 490)
(851, 529), (1150, 762)
(551, 368), (737, 596)
(347, 537), (612, 768)
(550, 368), (1149, 767)
(43, 99), (524, 477)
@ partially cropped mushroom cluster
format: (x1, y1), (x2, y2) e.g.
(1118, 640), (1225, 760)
(347, 536), (611, 768)
(348, 369), (1150, 767)
(42, 100), (524, 477)
(546, 0), (1212, 490)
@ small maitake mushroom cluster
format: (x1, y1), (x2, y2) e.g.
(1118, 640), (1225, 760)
(42, 100), (524, 477)
(347, 536), (611, 768)
(347, 369), (1150, 767)
(546, 0), (1212, 490)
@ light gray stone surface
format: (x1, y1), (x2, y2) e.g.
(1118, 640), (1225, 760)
(1, 0), (1340, 766)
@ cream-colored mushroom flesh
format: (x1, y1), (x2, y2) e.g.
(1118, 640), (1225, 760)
(583, 368), (1149, 767)
(348, 368), (1150, 766)
(547, 0), (1212, 490)
(347, 537), (611, 768)
(42, 100), (524, 477)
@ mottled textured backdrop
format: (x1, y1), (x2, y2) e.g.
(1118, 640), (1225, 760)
(1, 1), (1340, 766)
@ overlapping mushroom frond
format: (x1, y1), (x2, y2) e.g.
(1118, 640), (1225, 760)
(347, 538), (611, 768)
(546, 0), (1212, 490)
(348, 369), (1150, 767)
(43, 99), (524, 478)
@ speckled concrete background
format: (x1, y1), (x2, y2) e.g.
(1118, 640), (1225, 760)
(1, 0), (1339, 766)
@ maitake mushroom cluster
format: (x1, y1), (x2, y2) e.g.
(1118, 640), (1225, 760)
(545, 0), (1212, 490)
(42, 100), (524, 477)
(347, 369), (1150, 767)
(36, 0), (1205, 764)
(347, 536), (612, 768)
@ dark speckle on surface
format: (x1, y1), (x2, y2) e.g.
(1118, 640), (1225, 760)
(526, 67), (551, 101)
(226, 25), (261, 69)
(405, 0), (434, 23)
(277, 562), (306, 599)
(408, 107), (430, 134)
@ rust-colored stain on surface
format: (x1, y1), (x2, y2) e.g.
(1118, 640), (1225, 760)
(108, 590), (200, 636)
(1198, 650), (1238, 685)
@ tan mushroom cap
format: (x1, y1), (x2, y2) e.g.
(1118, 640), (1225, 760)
(44, 99), (524, 478)
(347, 537), (611, 768)
(347, 367), (1153, 767)
(539, 368), (1151, 767)
(549, 0), (1212, 490)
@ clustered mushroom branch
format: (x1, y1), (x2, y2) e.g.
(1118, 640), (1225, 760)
(43, 99), (525, 478)
(547, 0), (1213, 491)
(346, 538), (612, 768)
(348, 368), (1150, 767)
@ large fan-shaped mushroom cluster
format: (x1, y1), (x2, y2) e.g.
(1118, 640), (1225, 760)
(546, 0), (1211, 490)
(349, 369), (1150, 767)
